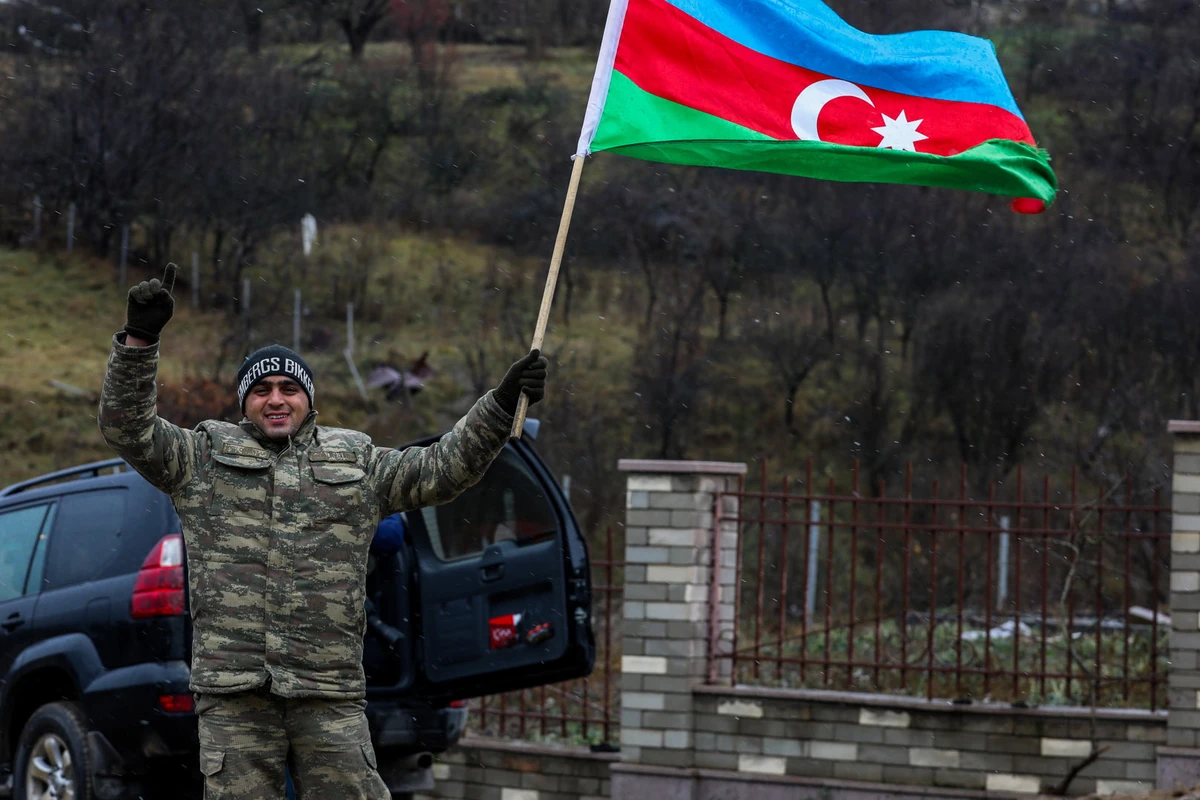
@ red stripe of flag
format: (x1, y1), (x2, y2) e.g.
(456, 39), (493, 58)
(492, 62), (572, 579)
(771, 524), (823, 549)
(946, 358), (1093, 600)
(615, 0), (1036, 155)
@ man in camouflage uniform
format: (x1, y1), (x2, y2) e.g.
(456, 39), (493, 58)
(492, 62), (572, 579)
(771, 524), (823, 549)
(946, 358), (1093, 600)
(98, 265), (547, 799)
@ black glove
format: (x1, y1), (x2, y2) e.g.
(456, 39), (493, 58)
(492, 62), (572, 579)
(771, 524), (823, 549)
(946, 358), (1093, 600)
(493, 349), (549, 415)
(124, 263), (177, 344)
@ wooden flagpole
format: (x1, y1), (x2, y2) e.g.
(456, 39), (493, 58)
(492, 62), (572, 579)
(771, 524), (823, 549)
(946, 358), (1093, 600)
(511, 154), (586, 439)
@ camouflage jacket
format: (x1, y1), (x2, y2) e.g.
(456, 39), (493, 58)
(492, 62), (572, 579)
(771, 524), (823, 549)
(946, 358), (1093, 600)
(98, 334), (514, 698)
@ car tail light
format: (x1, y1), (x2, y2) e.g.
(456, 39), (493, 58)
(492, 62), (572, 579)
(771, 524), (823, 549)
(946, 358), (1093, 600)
(158, 693), (194, 713)
(132, 534), (185, 619)
(449, 700), (467, 708)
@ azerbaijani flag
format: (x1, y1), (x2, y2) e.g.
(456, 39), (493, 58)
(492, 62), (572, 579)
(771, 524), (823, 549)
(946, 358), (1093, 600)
(576, 0), (1057, 211)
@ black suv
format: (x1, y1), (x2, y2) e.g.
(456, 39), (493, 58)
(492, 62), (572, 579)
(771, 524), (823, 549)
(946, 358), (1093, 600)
(0, 422), (594, 799)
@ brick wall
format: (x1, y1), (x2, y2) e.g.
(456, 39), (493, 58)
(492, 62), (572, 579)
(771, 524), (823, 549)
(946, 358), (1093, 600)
(687, 687), (1164, 797)
(425, 692), (1165, 800)
(616, 459), (744, 769)
(1161, 421), (1200, 788)
(418, 737), (617, 800)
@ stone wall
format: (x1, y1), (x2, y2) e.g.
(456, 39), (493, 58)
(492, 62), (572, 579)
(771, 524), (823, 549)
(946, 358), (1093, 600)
(1161, 421), (1200, 789)
(616, 459), (743, 769)
(427, 689), (1166, 800)
(418, 737), (617, 800)
(684, 687), (1163, 797)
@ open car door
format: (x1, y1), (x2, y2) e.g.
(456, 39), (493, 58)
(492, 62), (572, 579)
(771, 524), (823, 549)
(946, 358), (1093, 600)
(383, 428), (594, 705)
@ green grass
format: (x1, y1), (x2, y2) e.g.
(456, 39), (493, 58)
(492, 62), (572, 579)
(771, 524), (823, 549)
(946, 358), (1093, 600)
(0, 248), (221, 484)
(265, 40), (596, 94)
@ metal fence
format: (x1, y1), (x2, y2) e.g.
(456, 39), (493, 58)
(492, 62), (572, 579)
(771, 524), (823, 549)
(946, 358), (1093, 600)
(468, 527), (623, 746)
(711, 461), (1171, 710)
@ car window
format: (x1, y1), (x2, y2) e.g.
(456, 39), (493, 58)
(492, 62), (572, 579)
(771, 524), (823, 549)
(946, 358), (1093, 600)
(25, 503), (55, 594)
(0, 504), (53, 603)
(418, 449), (558, 561)
(43, 489), (128, 591)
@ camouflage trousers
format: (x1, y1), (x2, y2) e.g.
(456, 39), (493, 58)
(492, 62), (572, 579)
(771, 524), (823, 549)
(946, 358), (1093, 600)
(195, 689), (390, 800)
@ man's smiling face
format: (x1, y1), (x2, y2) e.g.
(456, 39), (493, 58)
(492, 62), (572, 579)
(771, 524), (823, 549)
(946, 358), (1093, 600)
(244, 376), (310, 440)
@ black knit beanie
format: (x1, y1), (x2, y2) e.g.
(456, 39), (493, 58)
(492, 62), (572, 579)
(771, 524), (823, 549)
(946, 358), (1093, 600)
(236, 345), (316, 412)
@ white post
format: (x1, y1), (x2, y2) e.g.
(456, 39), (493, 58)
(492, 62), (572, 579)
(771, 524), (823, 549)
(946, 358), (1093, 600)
(562, 475), (572, 501)
(66, 203), (76, 252)
(242, 277), (251, 349)
(806, 501), (821, 617)
(301, 213), (317, 256)
(344, 302), (368, 400)
(118, 225), (129, 286)
(293, 289), (302, 352)
(191, 252), (200, 309)
(997, 515), (1011, 609)
(32, 196), (41, 240)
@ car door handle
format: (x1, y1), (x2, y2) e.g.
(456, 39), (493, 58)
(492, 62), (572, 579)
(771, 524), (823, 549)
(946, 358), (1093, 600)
(480, 563), (505, 582)
(1, 613), (25, 632)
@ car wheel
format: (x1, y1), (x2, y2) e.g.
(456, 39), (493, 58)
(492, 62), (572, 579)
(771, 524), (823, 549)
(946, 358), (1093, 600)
(14, 701), (93, 800)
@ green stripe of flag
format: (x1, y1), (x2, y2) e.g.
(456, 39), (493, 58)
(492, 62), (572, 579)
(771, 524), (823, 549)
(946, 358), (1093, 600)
(592, 71), (1056, 203)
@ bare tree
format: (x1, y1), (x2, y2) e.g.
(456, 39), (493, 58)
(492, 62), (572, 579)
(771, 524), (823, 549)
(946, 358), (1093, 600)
(295, 0), (389, 58)
(342, 0), (390, 58)
(914, 286), (1074, 492)
(744, 300), (830, 431)
(0, 1), (236, 254)
(676, 173), (776, 341)
(238, 0), (267, 53)
(632, 268), (710, 458)
(520, 0), (555, 60)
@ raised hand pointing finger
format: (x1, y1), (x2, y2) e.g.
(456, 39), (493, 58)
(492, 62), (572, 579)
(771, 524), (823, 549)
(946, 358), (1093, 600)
(123, 264), (178, 345)
(162, 262), (178, 296)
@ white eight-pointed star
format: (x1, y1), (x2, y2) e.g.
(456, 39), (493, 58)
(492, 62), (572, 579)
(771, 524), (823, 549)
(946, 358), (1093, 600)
(872, 111), (928, 152)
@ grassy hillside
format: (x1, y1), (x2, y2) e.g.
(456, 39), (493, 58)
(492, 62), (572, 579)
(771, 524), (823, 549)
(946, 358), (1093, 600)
(0, 230), (644, 528)
(3, 208), (823, 543)
(0, 249), (217, 483)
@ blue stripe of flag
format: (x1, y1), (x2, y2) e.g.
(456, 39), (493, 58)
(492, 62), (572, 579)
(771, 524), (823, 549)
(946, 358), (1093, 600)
(660, 0), (1025, 119)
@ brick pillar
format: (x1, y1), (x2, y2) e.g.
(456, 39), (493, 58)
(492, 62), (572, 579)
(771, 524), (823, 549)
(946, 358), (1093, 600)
(1160, 421), (1200, 788)
(616, 459), (744, 771)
